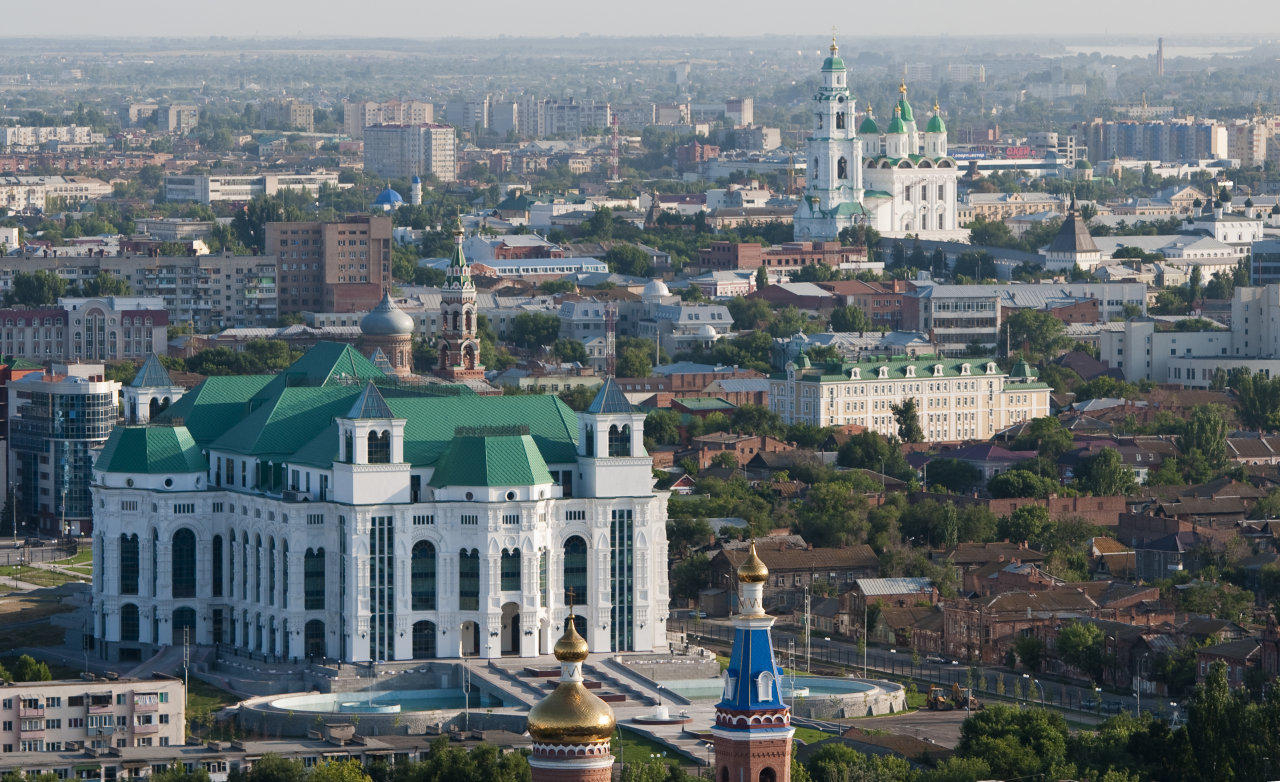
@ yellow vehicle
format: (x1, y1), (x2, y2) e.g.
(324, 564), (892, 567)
(926, 683), (981, 711)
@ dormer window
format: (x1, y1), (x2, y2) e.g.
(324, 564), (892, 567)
(756, 671), (775, 701)
(933, 364), (944, 376)
(878, 366), (888, 378)
(849, 368), (860, 380)
(961, 363), (971, 375)
(986, 363), (997, 374)
(905, 366), (916, 377)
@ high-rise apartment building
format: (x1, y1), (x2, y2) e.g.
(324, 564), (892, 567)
(1084, 118), (1227, 163)
(446, 94), (490, 132)
(361, 124), (456, 181)
(267, 215), (392, 315)
(342, 100), (434, 138)
(261, 99), (316, 132)
(8, 362), (120, 535)
(164, 105), (199, 133)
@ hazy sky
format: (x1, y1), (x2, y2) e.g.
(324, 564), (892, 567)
(6, 0), (1278, 39)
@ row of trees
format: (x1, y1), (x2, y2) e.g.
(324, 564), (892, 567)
(3, 269), (130, 307)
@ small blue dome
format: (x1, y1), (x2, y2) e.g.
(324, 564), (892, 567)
(374, 187), (404, 207)
(411, 175), (421, 184)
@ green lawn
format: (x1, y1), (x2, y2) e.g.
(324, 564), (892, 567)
(186, 678), (241, 737)
(0, 565), (86, 588)
(793, 726), (834, 744)
(64, 565), (93, 577)
(614, 726), (689, 767)
(53, 549), (94, 566)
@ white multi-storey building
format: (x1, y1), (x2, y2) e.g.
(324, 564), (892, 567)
(793, 39), (961, 242)
(769, 355), (1051, 441)
(0, 676), (185, 753)
(162, 173), (339, 204)
(362, 124), (457, 182)
(89, 345), (668, 664)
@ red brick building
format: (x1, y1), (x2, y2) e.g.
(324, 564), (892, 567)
(816, 279), (915, 331)
(698, 241), (868, 273)
(686, 432), (795, 469)
(268, 214), (393, 314)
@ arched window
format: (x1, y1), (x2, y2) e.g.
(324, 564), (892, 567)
(119, 533), (139, 595)
(563, 536), (587, 606)
(344, 431), (354, 464)
(411, 541), (437, 610)
(367, 430), (390, 464)
(464, 310), (472, 333)
(151, 528), (159, 596)
(172, 606), (196, 645)
(171, 529), (196, 599)
(836, 112), (846, 130)
(463, 343), (476, 370)
(304, 619), (325, 659)
(120, 603), (139, 642)
(608, 424), (630, 457)
(585, 425), (595, 456)
(228, 528), (235, 600)
(281, 540), (289, 609)
(304, 548), (325, 610)
(760, 769), (776, 782)
(459, 549), (480, 610)
(438, 341), (450, 370)
(254, 535), (262, 603)
(268, 537), (276, 606)
(757, 671), (775, 701)
(837, 156), (848, 179)
(212, 535), (223, 598)
(452, 311), (460, 331)
(412, 620), (437, 658)
(501, 548), (521, 591)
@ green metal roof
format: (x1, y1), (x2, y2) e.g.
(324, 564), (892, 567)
(886, 108), (906, 135)
(428, 433), (553, 488)
(926, 112), (946, 134)
(897, 94), (915, 123)
(675, 397), (736, 411)
(858, 114), (880, 134)
(778, 355), (1009, 383)
(96, 425), (206, 474)
(131, 353), (174, 388)
(212, 386), (362, 460)
(156, 374), (275, 445)
(822, 55), (846, 71)
(253, 341), (385, 401)
(1, 355), (42, 371)
(586, 378), (633, 414)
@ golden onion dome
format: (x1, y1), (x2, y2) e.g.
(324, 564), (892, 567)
(527, 621), (616, 743)
(553, 618), (590, 663)
(738, 541), (769, 583)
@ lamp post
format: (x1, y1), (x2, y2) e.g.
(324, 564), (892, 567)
(1023, 673), (1044, 706)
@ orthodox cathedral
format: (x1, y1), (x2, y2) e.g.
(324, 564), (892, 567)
(793, 39), (965, 242)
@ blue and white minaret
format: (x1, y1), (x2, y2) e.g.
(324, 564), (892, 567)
(410, 175), (423, 206)
(712, 542), (794, 782)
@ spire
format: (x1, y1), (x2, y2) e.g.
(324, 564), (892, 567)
(446, 218), (472, 289)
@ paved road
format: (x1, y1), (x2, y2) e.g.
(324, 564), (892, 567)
(855, 709), (969, 748)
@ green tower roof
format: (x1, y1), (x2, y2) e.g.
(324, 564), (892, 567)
(858, 111), (880, 134)
(822, 39), (845, 72)
(896, 82), (914, 123)
(926, 104), (946, 133)
(886, 107), (906, 135)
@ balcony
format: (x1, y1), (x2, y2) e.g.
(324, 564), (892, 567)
(133, 722), (160, 735)
(18, 725), (45, 738)
(19, 705), (45, 718)
(88, 725), (116, 736)
(87, 702), (113, 714)
(133, 698), (158, 713)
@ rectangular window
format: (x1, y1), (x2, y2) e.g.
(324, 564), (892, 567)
(307, 513), (324, 525)
(412, 515), (434, 526)
(565, 510), (586, 521)
(460, 514), (479, 525)
(502, 514), (520, 525)
(172, 503), (195, 515)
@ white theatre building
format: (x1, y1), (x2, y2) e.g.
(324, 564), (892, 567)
(793, 39), (963, 242)
(88, 344), (668, 663)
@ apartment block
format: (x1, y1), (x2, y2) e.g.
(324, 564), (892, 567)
(163, 173), (339, 204)
(0, 296), (168, 363)
(260, 99), (315, 133)
(361, 124), (456, 182)
(0, 254), (278, 331)
(341, 99), (434, 138)
(0, 676), (184, 753)
(267, 215), (392, 314)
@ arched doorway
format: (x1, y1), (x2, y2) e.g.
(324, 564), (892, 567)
(172, 607), (196, 645)
(459, 621), (480, 657)
(304, 620), (325, 659)
(501, 602), (520, 656)
(413, 621), (437, 659)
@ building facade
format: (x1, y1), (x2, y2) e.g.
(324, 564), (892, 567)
(267, 215), (393, 315)
(0, 297), (168, 363)
(0, 676), (185, 753)
(362, 124), (457, 182)
(162, 174), (339, 204)
(793, 40), (960, 242)
(343, 100), (435, 138)
(89, 348), (669, 663)
(9, 362), (120, 535)
(769, 355), (1051, 441)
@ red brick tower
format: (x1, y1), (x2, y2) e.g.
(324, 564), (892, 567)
(438, 223), (484, 382)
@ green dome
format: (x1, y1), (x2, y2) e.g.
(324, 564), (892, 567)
(896, 83), (914, 123)
(926, 112), (946, 133)
(858, 113), (880, 134)
(823, 55), (845, 71)
(886, 108), (906, 135)
(1075, 159), (1093, 169)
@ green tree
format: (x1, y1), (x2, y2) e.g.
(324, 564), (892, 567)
(616, 343), (654, 378)
(987, 469), (1061, 499)
(1004, 309), (1068, 358)
(557, 385), (596, 412)
(1178, 405), (1228, 479)
(956, 705), (1070, 780)
(999, 504), (1050, 544)
(796, 482), (869, 547)
(924, 458), (981, 493)
(1075, 375), (1139, 401)
(1075, 447), (1137, 496)
(891, 398), (923, 443)
(804, 742), (912, 782)
(78, 271), (130, 297)
(1056, 619), (1106, 682)
(1012, 416), (1074, 459)
(602, 244), (653, 277)
(829, 305), (873, 333)
(10, 654), (51, 682)
(1014, 635), (1045, 672)
(510, 312), (561, 350)
(4, 270), (67, 307)
(152, 768), (211, 782)
(755, 265), (768, 290)
(836, 431), (913, 480)
(243, 756), (306, 782)
(1230, 370), (1280, 431)
(552, 338), (588, 364)
(644, 409), (681, 445)
(667, 517), (713, 558)
(230, 193), (308, 252)
(671, 552), (712, 596)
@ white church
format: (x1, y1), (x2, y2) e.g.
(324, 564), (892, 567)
(793, 39), (966, 242)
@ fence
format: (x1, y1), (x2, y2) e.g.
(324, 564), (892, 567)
(0, 541), (78, 567)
